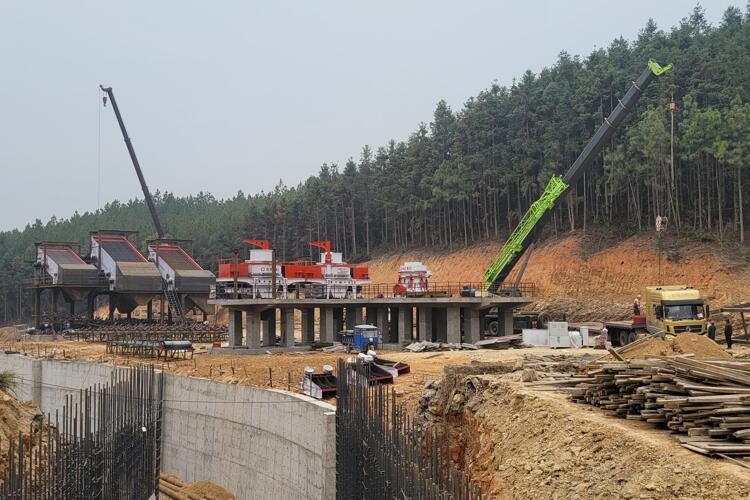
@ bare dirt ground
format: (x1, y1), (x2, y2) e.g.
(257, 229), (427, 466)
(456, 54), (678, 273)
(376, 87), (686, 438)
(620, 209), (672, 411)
(418, 362), (750, 499)
(1, 340), (608, 407)
(364, 231), (750, 322)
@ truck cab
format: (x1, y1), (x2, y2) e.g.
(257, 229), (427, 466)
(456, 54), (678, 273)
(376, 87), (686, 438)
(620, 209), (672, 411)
(644, 285), (707, 335)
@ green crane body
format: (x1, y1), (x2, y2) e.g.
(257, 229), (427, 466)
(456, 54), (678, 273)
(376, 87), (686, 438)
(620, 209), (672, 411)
(484, 59), (672, 293)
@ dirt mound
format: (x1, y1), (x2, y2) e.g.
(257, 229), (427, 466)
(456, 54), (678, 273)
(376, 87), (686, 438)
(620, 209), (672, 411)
(618, 333), (731, 360)
(183, 480), (235, 499)
(0, 389), (44, 480)
(418, 371), (750, 499)
(0, 326), (20, 342)
(363, 232), (750, 322)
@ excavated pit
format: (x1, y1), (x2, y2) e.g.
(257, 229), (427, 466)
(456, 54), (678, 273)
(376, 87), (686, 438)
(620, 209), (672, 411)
(415, 360), (750, 499)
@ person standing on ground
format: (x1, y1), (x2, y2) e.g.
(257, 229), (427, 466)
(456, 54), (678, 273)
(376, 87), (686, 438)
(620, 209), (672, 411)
(724, 318), (733, 349)
(633, 295), (642, 316)
(707, 319), (716, 341)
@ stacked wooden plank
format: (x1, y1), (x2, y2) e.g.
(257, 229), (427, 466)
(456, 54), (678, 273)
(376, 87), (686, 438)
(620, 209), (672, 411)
(565, 356), (750, 457)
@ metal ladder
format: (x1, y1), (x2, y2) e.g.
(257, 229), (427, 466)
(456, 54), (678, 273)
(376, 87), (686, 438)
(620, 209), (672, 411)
(163, 284), (186, 324)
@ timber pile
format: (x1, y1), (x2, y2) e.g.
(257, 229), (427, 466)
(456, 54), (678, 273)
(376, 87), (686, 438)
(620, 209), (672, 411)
(565, 356), (750, 457)
(405, 334), (526, 352)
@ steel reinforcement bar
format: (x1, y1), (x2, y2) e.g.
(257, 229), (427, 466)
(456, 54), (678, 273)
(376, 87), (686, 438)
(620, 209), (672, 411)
(0, 365), (164, 499)
(336, 359), (483, 499)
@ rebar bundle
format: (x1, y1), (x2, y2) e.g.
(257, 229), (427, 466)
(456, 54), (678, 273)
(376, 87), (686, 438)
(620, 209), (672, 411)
(0, 366), (163, 499)
(336, 360), (482, 499)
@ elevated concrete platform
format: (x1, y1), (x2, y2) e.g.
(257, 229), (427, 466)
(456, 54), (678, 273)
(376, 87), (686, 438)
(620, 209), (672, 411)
(211, 295), (533, 351)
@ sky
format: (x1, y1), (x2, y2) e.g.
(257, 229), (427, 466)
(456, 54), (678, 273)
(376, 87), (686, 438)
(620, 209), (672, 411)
(0, 1), (742, 231)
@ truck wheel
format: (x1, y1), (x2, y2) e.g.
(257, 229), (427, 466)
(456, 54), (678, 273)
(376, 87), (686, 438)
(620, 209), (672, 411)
(610, 330), (620, 347)
(537, 313), (550, 329)
(488, 321), (499, 336)
(619, 330), (630, 347)
(627, 331), (637, 345)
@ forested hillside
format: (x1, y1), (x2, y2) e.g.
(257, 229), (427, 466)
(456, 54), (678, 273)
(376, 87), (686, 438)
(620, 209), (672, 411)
(2, 5), (750, 322)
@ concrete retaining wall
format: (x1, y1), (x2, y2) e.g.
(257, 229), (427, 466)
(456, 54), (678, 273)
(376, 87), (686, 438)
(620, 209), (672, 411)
(0, 353), (335, 500)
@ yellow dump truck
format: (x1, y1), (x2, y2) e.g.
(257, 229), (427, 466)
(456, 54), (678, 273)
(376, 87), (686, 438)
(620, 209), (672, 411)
(605, 285), (707, 346)
(644, 285), (707, 335)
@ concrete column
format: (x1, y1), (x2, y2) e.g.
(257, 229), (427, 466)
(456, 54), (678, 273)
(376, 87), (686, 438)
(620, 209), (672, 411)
(365, 306), (377, 325)
(397, 306), (413, 344)
(246, 308), (262, 349)
(433, 308), (447, 343)
(262, 309), (276, 347)
(500, 307), (514, 336)
(464, 308), (481, 344)
(447, 306), (461, 344)
(319, 306), (335, 343)
(280, 308), (295, 347)
(376, 307), (391, 343)
(301, 308), (315, 344)
(69, 300), (75, 315)
(390, 307), (399, 343)
(333, 307), (344, 334)
(87, 292), (96, 320)
(345, 306), (357, 330)
(108, 296), (116, 321)
(353, 306), (364, 325)
(417, 306), (432, 341)
(228, 309), (243, 347)
(146, 300), (153, 321)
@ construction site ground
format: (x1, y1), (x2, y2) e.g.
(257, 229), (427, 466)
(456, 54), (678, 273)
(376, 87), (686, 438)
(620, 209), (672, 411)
(425, 371), (750, 499)
(3, 336), (750, 497)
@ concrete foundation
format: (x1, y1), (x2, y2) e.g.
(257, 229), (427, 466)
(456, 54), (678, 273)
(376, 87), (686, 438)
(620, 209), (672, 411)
(0, 353), (335, 500)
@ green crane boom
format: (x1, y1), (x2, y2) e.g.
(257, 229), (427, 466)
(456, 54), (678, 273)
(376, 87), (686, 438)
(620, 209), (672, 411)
(484, 59), (672, 293)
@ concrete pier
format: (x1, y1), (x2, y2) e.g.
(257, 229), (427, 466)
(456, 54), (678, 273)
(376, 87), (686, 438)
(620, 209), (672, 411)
(301, 308), (315, 343)
(280, 308), (295, 347)
(397, 306), (413, 345)
(320, 307), (335, 342)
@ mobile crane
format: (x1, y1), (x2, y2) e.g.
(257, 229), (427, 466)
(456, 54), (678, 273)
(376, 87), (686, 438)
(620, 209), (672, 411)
(482, 60), (672, 336)
(484, 60), (672, 293)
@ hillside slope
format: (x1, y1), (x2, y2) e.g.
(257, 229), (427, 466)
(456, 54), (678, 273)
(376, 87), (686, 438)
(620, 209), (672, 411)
(364, 231), (750, 322)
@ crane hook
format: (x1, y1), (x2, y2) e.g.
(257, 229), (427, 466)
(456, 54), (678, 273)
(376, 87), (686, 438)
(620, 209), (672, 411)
(102, 95), (108, 107)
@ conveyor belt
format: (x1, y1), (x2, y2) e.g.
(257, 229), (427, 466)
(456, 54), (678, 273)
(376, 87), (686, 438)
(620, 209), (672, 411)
(100, 239), (145, 262)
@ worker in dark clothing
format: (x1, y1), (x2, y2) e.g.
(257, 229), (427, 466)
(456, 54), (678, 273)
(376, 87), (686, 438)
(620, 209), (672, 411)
(633, 295), (642, 316)
(725, 318), (733, 349)
(707, 320), (716, 341)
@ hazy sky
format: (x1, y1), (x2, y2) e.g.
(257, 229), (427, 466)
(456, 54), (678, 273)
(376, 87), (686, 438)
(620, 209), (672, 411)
(0, 1), (741, 231)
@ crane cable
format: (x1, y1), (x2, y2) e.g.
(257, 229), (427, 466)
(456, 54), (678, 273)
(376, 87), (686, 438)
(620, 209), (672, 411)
(97, 86), (103, 211)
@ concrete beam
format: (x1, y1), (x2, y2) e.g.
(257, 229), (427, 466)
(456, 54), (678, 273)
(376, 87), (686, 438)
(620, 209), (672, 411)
(280, 308), (295, 347)
(398, 306), (413, 345)
(246, 308), (262, 349)
(262, 309), (276, 347)
(417, 306), (432, 341)
(229, 309), (243, 347)
(301, 308), (315, 344)
(319, 306), (335, 343)
(464, 308), (481, 344)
